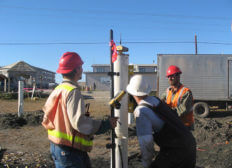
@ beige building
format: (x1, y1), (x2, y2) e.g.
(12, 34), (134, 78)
(84, 64), (157, 91)
(0, 61), (55, 92)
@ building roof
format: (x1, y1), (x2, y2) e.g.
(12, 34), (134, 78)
(0, 74), (7, 79)
(32, 65), (56, 74)
(1, 61), (36, 72)
(91, 64), (157, 67)
(133, 64), (157, 66)
(0, 61), (55, 74)
(91, 64), (109, 67)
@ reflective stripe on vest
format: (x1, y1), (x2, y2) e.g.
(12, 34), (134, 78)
(166, 85), (194, 127)
(177, 87), (186, 106)
(48, 129), (93, 147)
(166, 85), (186, 108)
(166, 87), (170, 101)
(55, 84), (74, 92)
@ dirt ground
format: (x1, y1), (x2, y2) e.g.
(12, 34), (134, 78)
(1, 91), (232, 168)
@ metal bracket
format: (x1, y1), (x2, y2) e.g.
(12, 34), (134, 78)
(108, 72), (120, 76)
(106, 143), (116, 149)
(113, 101), (121, 109)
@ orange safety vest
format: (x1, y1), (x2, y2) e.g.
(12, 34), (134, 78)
(166, 85), (194, 127)
(42, 83), (93, 152)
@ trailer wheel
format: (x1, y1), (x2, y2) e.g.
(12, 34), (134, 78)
(193, 102), (209, 118)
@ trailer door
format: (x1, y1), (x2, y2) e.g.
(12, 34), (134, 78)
(229, 60), (232, 98)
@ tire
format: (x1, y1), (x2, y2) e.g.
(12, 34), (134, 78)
(193, 102), (210, 118)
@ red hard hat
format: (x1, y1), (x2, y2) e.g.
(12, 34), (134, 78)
(57, 52), (84, 74)
(166, 65), (182, 77)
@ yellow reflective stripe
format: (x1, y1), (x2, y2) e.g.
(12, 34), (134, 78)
(74, 135), (93, 146)
(55, 84), (74, 92)
(48, 129), (93, 146)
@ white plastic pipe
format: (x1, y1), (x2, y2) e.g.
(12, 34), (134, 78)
(128, 113), (134, 125)
(114, 52), (129, 168)
(18, 81), (24, 117)
(31, 82), (36, 100)
(4, 78), (7, 92)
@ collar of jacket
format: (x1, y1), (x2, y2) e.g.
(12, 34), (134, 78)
(62, 79), (79, 88)
(169, 83), (182, 94)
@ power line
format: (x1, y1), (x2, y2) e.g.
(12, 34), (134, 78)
(0, 42), (106, 45)
(1, 16), (228, 33)
(123, 41), (232, 45)
(0, 41), (232, 46)
(1, 6), (230, 33)
(1, 5), (231, 21)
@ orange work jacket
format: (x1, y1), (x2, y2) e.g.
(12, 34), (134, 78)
(166, 85), (194, 127)
(42, 83), (93, 152)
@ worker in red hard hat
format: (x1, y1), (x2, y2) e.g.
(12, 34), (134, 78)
(161, 65), (194, 130)
(42, 52), (118, 168)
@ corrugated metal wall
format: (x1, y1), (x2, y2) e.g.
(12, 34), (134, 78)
(158, 54), (231, 100)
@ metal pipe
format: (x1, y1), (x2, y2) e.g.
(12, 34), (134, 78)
(110, 29), (116, 168)
(128, 65), (134, 125)
(114, 49), (129, 168)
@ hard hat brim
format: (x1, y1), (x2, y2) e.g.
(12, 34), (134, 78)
(126, 84), (148, 96)
(56, 68), (73, 74)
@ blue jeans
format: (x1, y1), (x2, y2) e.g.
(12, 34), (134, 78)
(50, 142), (91, 168)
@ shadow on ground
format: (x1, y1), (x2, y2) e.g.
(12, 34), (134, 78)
(208, 111), (232, 118)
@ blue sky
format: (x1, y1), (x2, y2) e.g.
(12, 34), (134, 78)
(0, 0), (232, 83)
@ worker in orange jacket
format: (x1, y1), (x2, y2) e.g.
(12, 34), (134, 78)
(161, 65), (194, 130)
(42, 52), (118, 168)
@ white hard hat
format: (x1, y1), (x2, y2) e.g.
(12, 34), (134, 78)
(126, 75), (151, 96)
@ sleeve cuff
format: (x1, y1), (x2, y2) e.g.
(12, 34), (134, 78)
(95, 118), (111, 135)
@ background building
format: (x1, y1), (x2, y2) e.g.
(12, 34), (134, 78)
(84, 64), (157, 91)
(0, 61), (55, 92)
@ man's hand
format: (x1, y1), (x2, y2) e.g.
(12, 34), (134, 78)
(109, 117), (118, 128)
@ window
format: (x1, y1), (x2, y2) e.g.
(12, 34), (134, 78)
(96, 67), (105, 72)
(139, 67), (146, 72)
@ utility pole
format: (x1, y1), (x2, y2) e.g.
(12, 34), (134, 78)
(120, 33), (122, 45)
(195, 34), (198, 55)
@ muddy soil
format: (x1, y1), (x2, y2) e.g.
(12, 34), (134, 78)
(1, 92), (232, 168)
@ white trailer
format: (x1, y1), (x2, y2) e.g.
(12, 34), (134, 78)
(157, 54), (232, 117)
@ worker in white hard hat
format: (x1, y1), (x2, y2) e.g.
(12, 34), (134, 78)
(126, 74), (196, 168)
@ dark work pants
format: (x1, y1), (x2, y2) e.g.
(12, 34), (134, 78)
(149, 148), (196, 168)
